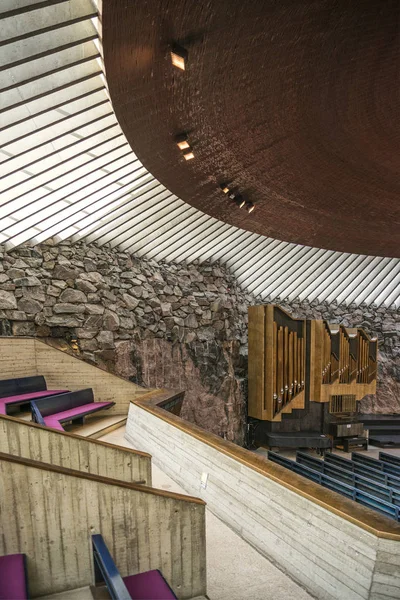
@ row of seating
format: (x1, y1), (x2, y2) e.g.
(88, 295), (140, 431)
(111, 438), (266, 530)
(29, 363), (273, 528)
(0, 377), (179, 599)
(0, 375), (67, 415)
(93, 534), (177, 599)
(0, 376), (114, 432)
(0, 536), (177, 600)
(268, 450), (400, 521)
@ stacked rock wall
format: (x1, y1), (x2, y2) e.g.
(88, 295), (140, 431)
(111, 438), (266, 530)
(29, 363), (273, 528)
(0, 241), (398, 444)
(0, 242), (253, 444)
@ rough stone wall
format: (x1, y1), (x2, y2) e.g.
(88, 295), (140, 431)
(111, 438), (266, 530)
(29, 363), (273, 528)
(0, 241), (398, 445)
(0, 242), (252, 444)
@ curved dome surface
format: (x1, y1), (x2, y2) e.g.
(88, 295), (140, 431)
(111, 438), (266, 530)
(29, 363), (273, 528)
(102, 0), (400, 258)
(0, 0), (399, 308)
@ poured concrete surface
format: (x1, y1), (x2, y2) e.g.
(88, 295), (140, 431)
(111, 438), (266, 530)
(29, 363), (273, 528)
(99, 427), (313, 600)
(39, 587), (207, 600)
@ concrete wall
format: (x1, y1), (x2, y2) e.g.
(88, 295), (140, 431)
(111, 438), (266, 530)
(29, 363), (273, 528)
(126, 404), (400, 600)
(0, 414), (152, 486)
(0, 337), (151, 414)
(0, 453), (206, 599)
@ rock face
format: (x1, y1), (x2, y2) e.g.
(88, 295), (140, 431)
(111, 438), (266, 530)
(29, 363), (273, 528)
(0, 241), (398, 444)
(0, 242), (251, 444)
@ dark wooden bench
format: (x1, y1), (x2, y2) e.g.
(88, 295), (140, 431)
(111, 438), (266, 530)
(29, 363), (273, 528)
(31, 389), (114, 432)
(0, 375), (68, 415)
(0, 553), (29, 600)
(92, 534), (177, 600)
(343, 437), (368, 452)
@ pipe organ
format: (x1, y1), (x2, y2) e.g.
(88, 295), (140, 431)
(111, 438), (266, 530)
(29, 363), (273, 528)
(248, 305), (306, 421)
(309, 319), (377, 405)
(248, 305), (377, 423)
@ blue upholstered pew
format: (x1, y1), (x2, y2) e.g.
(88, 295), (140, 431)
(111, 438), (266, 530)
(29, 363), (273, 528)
(0, 376), (68, 415)
(0, 554), (29, 600)
(31, 389), (114, 431)
(92, 534), (177, 600)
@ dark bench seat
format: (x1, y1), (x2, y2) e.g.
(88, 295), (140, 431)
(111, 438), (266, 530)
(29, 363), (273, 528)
(0, 553), (29, 600)
(32, 389), (114, 432)
(43, 402), (115, 431)
(123, 570), (177, 600)
(0, 389), (68, 415)
(0, 375), (68, 415)
(92, 534), (177, 600)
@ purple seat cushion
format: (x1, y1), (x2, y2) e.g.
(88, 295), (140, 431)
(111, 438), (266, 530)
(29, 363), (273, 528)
(0, 554), (28, 600)
(43, 401), (114, 431)
(0, 390), (68, 415)
(123, 570), (177, 600)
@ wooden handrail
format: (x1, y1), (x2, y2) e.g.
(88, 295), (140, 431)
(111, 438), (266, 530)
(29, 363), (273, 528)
(0, 450), (205, 505)
(0, 412), (151, 458)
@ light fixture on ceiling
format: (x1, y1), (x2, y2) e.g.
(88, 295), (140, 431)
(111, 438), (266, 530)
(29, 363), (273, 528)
(176, 134), (190, 150)
(234, 195), (246, 208)
(220, 183), (230, 194)
(246, 201), (255, 213)
(183, 149), (194, 160)
(170, 45), (188, 70)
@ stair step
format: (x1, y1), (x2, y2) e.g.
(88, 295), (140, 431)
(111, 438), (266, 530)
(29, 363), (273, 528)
(360, 415), (400, 427)
(65, 414), (127, 439)
(369, 435), (400, 448)
(366, 426), (400, 433)
(90, 585), (111, 599)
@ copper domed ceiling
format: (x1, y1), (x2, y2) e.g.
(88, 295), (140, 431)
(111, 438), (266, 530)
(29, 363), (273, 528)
(102, 0), (400, 258)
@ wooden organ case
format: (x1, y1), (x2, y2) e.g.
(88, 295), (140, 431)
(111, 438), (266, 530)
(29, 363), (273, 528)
(309, 322), (377, 403)
(248, 305), (377, 450)
(248, 305), (306, 422)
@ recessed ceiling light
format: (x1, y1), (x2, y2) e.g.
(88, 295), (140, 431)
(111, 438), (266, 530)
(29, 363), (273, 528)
(246, 202), (255, 213)
(176, 134), (190, 150)
(183, 150), (194, 160)
(170, 45), (187, 70)
(235, 195), (246, 208)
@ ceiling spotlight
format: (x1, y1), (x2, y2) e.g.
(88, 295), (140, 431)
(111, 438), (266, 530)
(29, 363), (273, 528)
(170, 45), (187, 70)
(220, 184), (230, 194)
(246, 201), (255, 213)
(235, 195), (246, 208)
(183, 149), (194, 160)
(176, 134), (190, 150)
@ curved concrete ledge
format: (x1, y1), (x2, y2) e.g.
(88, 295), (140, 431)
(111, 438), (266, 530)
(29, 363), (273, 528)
(132, 390), (400, 540)
(128, 392), (400, 599)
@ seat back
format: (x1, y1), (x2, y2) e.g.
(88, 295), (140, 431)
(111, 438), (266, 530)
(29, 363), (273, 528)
(33, 389), (94, 417)
(0, 376), (46, 399)
(0, 553), (29, 600)
(92, 534), (131, 600)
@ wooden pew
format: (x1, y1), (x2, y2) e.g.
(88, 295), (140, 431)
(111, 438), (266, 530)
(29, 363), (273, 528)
(31, 389), (114, 431)
(0, 375), (68, 415)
